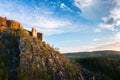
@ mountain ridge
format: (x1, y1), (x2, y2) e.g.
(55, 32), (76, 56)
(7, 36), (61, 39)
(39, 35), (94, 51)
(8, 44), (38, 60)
(64, 50), (120, 58)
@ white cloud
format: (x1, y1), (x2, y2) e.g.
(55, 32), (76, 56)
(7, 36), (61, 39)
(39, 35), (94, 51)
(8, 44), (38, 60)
(74, 41), (120, 52)
(99, 23), (115, 31)
(74, 0), (93, 9)
(60, 3), (72, 12)
(61, 31), (120, 52)
(31, 16), (71, 29)
(99, 0), (120, 31)
(0, 1), (73, 35)
(60, 3), (66, 8)
(77, 32), (120, 52)
(90, 41), (120, 51)
(37, 28), (64, 35)
(74, 0), (114, 21)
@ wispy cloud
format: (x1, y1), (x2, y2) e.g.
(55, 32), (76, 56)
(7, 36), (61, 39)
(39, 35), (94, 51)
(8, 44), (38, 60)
(99, 0), (120, 31)
(61, 31), (120, 53)
(77, 32), (120, 52)
(74, 0), (93, 10)
(60, 3), (70, 10)
(0, 0), (74, 35)
(31, 16), (71, 29)
(88, 41), (120, 52)
(37, 28), (64, 36)
(74, 0), (114, 20)
(73, 41), (120, 52)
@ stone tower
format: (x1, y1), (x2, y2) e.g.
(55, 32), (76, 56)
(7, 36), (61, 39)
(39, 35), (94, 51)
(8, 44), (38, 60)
(31, 27), (43, 41)
(32, 27), (38, 38)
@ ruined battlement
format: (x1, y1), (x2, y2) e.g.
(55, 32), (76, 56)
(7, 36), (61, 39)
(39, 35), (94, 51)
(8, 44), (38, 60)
(0, 17), (7, 26)
(0, 17), (43, 41)
(30, 28), (43, 41)
(0, 17), (23, 29)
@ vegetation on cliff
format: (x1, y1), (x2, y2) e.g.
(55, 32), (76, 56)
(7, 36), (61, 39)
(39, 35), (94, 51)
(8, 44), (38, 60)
(0, 28), (83, 80)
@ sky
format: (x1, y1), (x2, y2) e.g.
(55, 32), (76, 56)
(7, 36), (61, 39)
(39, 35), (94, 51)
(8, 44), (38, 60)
(0, 0), (120, 53)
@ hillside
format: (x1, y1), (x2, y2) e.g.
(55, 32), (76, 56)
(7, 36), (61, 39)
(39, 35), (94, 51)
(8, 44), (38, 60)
(64, 50), (120, 58)
(0, 17), (84, 80)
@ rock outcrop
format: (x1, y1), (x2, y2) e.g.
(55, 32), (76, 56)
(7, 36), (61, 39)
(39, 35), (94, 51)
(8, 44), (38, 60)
(0, 17), (84, 80)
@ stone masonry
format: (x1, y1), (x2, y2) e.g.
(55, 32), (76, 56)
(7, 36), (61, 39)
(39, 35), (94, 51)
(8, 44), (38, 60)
(0, 16), (43, 41)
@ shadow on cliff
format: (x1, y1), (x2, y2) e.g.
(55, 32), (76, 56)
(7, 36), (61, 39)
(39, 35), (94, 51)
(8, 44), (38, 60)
(0, 29), (21, 80)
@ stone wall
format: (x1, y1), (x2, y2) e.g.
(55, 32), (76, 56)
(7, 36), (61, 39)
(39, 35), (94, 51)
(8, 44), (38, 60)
(0, 16), (43, 41)
(0, 17), (7, 31)
(32, 28), (38, 38)
(0, 17), (23, 30)
(0, 17), (7, 26)
(38, 33), (43, 41)
(31, 27), (43, 41)
(7, 20), (23, 29)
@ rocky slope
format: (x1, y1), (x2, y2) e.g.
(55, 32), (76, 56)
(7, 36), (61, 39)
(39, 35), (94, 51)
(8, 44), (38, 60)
(0, 17), (84, 80)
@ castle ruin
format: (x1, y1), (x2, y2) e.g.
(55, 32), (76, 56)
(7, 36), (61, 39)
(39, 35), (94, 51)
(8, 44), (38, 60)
(0, 17), (23, 30)
(30, 28), (43, 41)
(0, 17), (43, 41)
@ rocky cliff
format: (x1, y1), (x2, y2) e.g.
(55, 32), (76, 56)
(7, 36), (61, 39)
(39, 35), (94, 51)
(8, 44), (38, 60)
(0, 17), (84, 80)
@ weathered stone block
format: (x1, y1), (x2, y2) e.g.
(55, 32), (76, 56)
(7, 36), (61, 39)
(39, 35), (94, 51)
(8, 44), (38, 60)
(7, 20), (23, 29)
(38, 32), (43, 41)
(32, 27), (38, 38)
(0, 17), (7, 27)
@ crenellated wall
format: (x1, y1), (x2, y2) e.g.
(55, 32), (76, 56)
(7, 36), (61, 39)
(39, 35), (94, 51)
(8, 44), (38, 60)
(0, 17), (23, 30)
(31, 27), (43, 41)
(0, 17), (43, 41)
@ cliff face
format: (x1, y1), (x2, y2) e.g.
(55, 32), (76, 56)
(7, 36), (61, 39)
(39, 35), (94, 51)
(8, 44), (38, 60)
(0, 17), (84, 80)
(19, 37), (83, 80)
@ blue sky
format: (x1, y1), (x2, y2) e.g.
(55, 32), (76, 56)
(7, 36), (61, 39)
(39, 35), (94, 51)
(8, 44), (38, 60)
(0, 0), (120, 53)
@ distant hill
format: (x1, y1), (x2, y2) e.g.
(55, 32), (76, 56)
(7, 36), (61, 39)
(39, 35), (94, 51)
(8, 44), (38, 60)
(64, 50), (120, 58)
